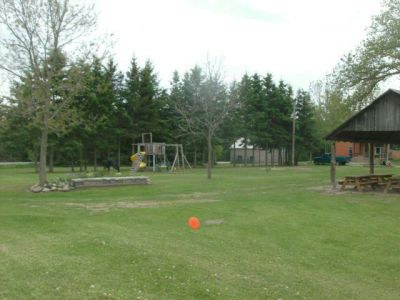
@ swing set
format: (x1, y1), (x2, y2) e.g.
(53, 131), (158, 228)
(131, 133), (191, 173)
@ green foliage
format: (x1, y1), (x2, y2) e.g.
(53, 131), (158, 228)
(243, 75), (292, 149)
(2, 56), (321, 169)
(124, 59), (164, 142)
(295, 89), (318, 160)
(333, 0), (400, 107)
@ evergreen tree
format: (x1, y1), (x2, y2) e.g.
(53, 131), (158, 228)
(137, 60), (162, 139)
(125, 59), (162, 143)
(295, 89), (318, 162)
(124, 57), (141, 143)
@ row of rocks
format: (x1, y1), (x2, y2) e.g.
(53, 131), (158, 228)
(30, 183), (74, 193)
(29, 176), (150, 193)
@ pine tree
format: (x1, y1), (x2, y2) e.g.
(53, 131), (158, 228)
(295, 89), (318, 162)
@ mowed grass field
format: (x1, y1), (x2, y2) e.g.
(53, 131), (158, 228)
(1, 165), (400, 299)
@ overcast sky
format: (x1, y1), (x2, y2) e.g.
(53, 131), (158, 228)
(96, 0), (382, 91)
(0, 0), (384, 97)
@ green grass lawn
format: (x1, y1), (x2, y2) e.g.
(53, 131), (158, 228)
(1, 165), (400, 299)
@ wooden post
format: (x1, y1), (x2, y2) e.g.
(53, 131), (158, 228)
(386, 144), (390, 162)
(170, 152), (178, 173)
(176, 145), (180, 169)
(369, 142), (374, 175)
(330, 142), (337, 189)
(182, 152), (192, 169)
(292, 109), (296, 166)
(180, 145), (185, 170)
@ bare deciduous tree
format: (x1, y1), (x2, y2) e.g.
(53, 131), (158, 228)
(0, 0), (97, 186)
(175, 60), (235, 179)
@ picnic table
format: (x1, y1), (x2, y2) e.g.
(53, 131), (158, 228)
(384, 176), (400, 193)
(339, 174), (393, 192)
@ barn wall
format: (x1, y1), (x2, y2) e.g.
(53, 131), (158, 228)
(344, 93), (400, 132)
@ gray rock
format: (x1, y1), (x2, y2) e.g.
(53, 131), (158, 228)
(42, 188), (51, 192)
(30, 185), (43, 193)
(61, 184), (72, 192)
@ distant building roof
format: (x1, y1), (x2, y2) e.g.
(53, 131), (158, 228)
(230, 138), (254, 149)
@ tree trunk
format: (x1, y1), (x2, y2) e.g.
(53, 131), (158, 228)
(49, 145), (54, 173)
(71, 156), (75, 172)
(84, 153), (87, 172)
(330, 142), (336, 189)
(278, 148), (282, 166)
(38, 126), (48, 185)
(117, 137), (121, 171)
(94, 146), (97, 171)
(287, 148), (290, 166)
(79, 146), (83, 172)
(271, 149), (275, 166)
(207, 133), (212, 179)
(194, 146), (197, 168)
(213, 147), (216, 166)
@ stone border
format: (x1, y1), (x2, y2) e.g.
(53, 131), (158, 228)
(70, 176), (150, 188)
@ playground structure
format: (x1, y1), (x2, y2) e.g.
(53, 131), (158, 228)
(131, 133), (191, 173)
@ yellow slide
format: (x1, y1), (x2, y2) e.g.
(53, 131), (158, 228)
(130, 152), (146, 171)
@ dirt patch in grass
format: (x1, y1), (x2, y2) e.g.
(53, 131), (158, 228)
(62, 198), (221, 212)
(310, 185), (349, 195)
(270, 167), (311, 171)
(175, 192), (223, 199)
(0, 244), (8, 254)
(205, 219), (225, 226)
(310, 185), (399, 196)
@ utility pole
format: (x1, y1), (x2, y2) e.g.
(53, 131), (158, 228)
(291, 100), (297, 166)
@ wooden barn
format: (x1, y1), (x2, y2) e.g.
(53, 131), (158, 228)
(326, 89), (400, 185)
